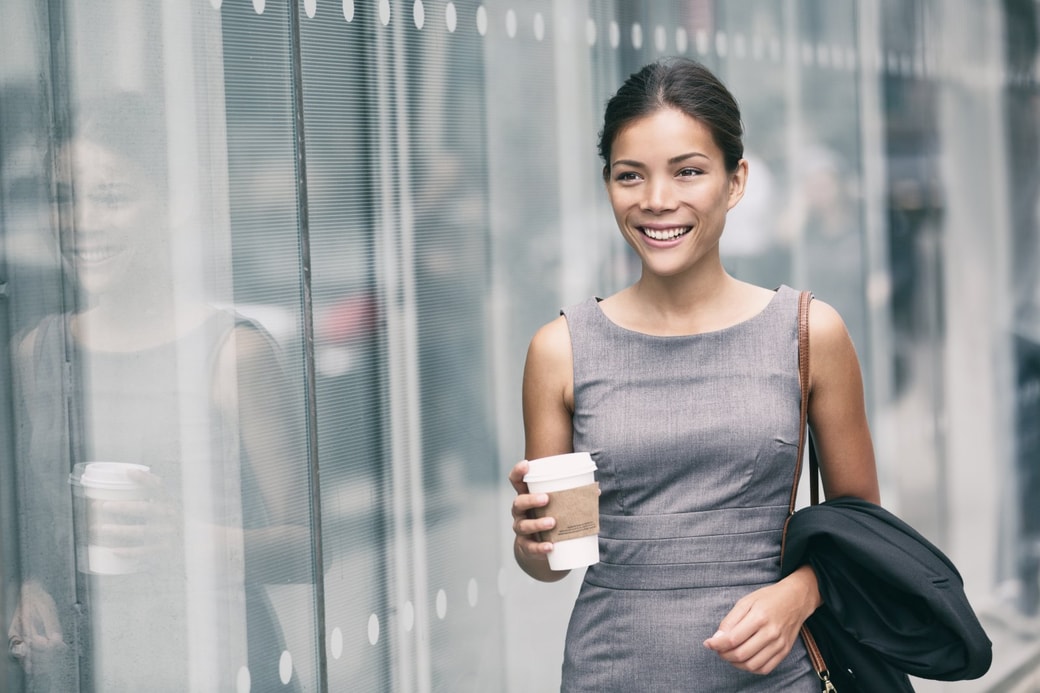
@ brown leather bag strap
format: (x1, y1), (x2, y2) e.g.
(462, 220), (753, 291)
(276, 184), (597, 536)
(786, 290), (835, 689)
(787, 290), (814, 516)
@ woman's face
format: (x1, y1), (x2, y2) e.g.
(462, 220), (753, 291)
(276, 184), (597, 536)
(58, 138), (164, 296)
(605, 107), (747, 279)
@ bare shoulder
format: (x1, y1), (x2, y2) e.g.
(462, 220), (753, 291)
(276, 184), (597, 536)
(525, 314), (573, 378)
(807, 298), (855, 355)
(523, 314), (575, 457)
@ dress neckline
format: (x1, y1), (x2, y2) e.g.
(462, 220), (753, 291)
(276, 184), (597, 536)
(590, 285), (789, 339)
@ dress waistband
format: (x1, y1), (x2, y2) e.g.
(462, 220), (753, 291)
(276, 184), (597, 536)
(584, 505), (788, 591)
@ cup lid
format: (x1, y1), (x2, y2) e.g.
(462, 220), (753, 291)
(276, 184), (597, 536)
(74, 462), (150, 490)
(523, 452), (597, 483)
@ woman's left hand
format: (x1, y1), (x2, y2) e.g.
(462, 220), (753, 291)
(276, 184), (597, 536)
(703, 565), (821, 675)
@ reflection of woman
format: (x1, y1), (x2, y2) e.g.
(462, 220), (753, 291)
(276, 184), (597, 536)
(8, 94), (308, 692)
(509, 59), (880, 690)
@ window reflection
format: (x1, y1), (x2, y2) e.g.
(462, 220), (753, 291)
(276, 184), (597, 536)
(8, 92), (309, 692)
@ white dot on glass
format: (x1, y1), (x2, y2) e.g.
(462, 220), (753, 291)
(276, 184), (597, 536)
(402, 600), (415, 632)
(830, 44), (843, 69)
(367, 613), (380, 645)
(533, 12), (544, 41)
(253, 0), (265, 14)
(802, 42), (814, 66)
(305, 0), (316, 18)
(505, 9), (516, 38)
(330, 627), (343, 660)
(378, 0), (390, 26)
(467, 578), (479, 607)
(609, 20), (620, 49)
(631, 23), (642, 49)
(343, 0), (355, 21)
(734, 33), (746, 58)
(476, 5), (487, 35)
(695, 29), (709, 55)
(585, 18), (596, 46)
(209, 0), (222, 9)
(845, 47), (857, 71)
(654, 25), (666, 52)
(436, 589), (448, 619)
(715, 31), (728, 57)
(445, 1), (456, 32)
(413, 0), (424, 29)
(816, 43), (829, 67)
(279, 651), (293, 685)
(675, 27), (688, 54)
(236, 666), (251, 693)
(752, 35), (764, 60)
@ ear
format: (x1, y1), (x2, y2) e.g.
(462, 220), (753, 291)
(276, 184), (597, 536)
(726, 158), (749, 211)
(602, 164), (610, 183)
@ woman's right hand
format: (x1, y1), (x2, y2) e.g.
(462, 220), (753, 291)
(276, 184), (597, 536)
(508, 459), (557, 565)
(8, 580), (65, 674)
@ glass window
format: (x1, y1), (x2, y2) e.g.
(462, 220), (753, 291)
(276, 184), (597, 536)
(1, 1), (1037, 691)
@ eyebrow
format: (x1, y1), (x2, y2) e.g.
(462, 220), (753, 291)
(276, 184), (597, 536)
(610, 151), (711, 169)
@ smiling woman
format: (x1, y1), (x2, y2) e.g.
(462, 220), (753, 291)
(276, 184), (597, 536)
(604, 108), (747, 284)
(508, 57), (880, 692)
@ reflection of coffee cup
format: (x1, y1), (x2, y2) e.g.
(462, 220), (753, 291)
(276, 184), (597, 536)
(70, 462), (152, 575)
(524, 452), (599, 571)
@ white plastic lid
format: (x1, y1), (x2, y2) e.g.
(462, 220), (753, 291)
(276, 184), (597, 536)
(523, 452), (597, 483)
(77, 462), (150, 490)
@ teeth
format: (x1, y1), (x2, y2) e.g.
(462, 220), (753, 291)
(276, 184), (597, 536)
(642, 226), (690, 241)
(77, 248), (120, 263)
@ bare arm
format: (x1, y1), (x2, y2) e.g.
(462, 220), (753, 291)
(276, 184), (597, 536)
(215, 324), (312, 581)
(806, 299), (881, 504)
(510, 316), (575, 582)
(705, 298), (881, 674)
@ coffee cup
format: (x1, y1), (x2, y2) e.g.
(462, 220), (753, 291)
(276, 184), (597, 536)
(70, 462), (152, 575)
(523, 452), (599, 570)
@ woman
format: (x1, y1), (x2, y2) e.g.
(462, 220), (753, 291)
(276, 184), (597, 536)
(509, 58), (880, 691)
(7, 93), (309, 692)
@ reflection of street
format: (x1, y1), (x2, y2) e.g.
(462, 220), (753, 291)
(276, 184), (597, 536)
(269, 479), (506, 691)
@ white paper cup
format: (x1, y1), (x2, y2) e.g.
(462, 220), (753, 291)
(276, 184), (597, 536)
(524, 452), (599, 570)
(70, 462), (152, 575)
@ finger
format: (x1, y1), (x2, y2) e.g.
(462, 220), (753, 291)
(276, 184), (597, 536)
(514, 514), (555, 538)
(507, 460), (530, 494)
(704, 601), (753, 651)
(99, 500), (152, 522)
(126, 468), (162, 489)
(98, 523), (150, 546)
(724, 637), (785, 675)
(515, 534), (554, 558)
(511, 492), (549, 519)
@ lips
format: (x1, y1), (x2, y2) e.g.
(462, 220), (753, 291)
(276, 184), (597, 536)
(64, 239), (127, 266)
(639, 225), (691, 241)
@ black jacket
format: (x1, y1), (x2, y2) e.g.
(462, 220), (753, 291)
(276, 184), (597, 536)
(781, 497), (992, 692)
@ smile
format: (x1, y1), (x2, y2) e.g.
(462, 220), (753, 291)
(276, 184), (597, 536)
(71, 244), (124, 265)
(640, 226), (691, 241)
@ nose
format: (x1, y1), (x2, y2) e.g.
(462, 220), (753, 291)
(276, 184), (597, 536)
(75, 194), (107, 233)
(640, 177), (676, 213)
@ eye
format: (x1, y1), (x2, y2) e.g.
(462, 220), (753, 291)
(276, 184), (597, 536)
(89, 185), (137, 209)
(614, 171), (642, 183)
(676, 167), (701, 178)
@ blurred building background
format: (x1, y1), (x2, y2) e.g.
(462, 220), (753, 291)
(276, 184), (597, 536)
(0, 0), (1038, 691)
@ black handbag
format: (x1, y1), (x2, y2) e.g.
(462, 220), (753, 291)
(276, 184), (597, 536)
(781, 291), (992, 692)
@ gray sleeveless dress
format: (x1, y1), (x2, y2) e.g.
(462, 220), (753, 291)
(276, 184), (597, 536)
(560, 285), (819, 692)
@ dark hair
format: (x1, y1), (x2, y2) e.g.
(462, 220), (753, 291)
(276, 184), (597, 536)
(598, 58), (744, 173)
(68, 91), (169, 182)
